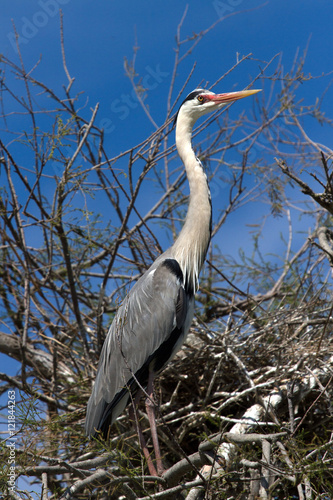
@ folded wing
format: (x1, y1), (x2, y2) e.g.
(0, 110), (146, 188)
(85, 257), (193, 438)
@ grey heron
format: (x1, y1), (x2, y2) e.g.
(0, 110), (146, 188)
(85, 87), (260, 474)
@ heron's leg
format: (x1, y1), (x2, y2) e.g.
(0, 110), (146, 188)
(145, 371), (164, 475)
(129, 390), (158, 477)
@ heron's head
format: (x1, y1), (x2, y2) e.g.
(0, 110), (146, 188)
(175, 87), (261, 129)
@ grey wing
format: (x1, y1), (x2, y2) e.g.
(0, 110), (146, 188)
(85, 257), (193, 438)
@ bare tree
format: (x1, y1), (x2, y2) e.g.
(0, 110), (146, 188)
(0, 18), (332, 500)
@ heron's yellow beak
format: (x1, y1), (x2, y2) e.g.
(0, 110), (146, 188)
(208, 89), (261, 103)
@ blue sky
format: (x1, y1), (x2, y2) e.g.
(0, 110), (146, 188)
(0, 1), (332, 358)
(0, 1), (332, 333)
(0, 2), (332, 496)
(1, 1), (332, 141)
(1, 0), (332, 155)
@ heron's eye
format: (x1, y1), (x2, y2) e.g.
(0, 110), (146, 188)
(197, 95), (204, 103)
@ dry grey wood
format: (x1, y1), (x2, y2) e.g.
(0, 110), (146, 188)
(186, 355), (333, 499)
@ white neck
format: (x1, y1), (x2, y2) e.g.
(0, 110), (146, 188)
(171, 114), (212, 295)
